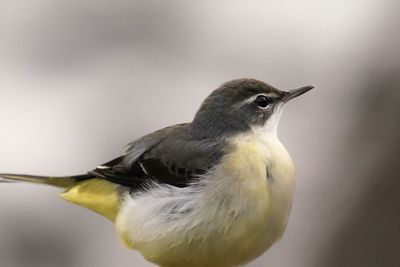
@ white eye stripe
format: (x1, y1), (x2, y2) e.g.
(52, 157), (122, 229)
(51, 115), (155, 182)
(238, 93), (278, 107)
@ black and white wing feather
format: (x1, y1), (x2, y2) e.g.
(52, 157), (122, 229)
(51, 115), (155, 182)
(90, 123), (228, 189)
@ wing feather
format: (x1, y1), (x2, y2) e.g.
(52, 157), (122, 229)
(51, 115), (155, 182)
(91, 123), (228, 190)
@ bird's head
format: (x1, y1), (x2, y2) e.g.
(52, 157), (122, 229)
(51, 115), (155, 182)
(190, 78), (314, 139)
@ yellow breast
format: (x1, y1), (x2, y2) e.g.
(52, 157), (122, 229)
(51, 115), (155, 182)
(215, 134), (295, 263)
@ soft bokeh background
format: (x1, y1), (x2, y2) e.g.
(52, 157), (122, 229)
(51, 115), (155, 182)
(1, 1), (399, 266)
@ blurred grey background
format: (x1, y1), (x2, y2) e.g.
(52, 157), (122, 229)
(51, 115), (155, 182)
(1, 1), (399, 266)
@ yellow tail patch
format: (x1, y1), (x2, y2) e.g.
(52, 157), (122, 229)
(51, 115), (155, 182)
(60, 179), (121, 222)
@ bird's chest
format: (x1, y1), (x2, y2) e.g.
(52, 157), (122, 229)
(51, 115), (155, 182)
(206, 136), (295, 257)
(158, 136), (295, 266)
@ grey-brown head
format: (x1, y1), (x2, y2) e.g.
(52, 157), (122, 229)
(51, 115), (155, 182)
(190, 78), (314, 138)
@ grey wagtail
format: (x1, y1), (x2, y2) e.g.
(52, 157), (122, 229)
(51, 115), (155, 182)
(0, 78), (314, 267)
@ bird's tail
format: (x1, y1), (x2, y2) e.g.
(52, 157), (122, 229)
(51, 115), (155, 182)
(0, 173), (92, 188)
(0, 173), (120, 222)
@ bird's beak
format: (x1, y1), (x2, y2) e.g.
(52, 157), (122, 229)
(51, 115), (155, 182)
(281, 85), (314, 103)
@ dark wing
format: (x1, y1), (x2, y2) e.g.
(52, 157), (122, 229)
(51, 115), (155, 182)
(89, 123), (228, 189)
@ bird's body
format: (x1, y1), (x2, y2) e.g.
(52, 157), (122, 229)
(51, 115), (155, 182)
(0, 79), (313, 267)
(116, 119), (295, 267)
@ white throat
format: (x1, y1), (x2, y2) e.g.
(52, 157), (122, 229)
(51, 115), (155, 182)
(253, 104), (284, 141)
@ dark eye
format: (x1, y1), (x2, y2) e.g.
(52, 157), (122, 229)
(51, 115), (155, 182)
(254, 95), (272, 108)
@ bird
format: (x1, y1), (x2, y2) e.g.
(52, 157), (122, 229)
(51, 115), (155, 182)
(0, 78), (314, 267)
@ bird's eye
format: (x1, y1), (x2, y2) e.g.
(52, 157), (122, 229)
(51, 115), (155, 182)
(254, 95), (272, 108)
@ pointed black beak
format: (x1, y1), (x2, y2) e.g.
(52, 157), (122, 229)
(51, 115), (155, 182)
(281, 85), (314, 103)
